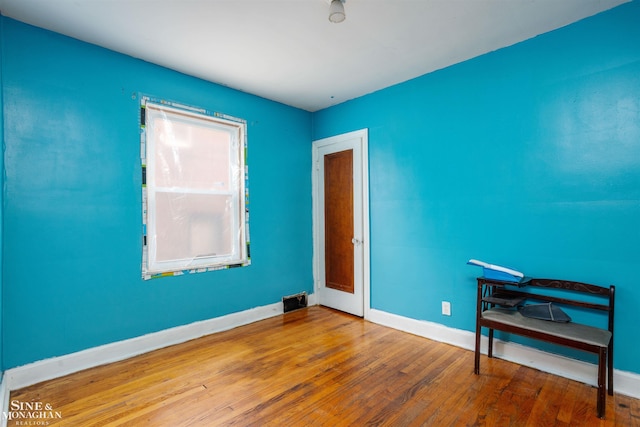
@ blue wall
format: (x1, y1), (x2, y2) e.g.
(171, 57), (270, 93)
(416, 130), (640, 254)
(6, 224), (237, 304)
(1, 18), (313, 369)
(0, 14), (5, 374)
(313, 2), (640, 374)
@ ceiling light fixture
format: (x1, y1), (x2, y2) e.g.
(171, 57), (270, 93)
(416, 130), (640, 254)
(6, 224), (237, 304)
(329, 0), (346, 23)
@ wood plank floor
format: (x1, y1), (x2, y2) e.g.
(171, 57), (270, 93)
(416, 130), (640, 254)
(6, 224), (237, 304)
(8, 306), (640, 426)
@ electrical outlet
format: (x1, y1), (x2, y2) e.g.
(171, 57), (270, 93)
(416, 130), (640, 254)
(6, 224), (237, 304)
(442, 301), (451, 316)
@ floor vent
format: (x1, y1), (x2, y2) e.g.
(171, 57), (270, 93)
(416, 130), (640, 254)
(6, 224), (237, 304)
(283, 292), (308, 313)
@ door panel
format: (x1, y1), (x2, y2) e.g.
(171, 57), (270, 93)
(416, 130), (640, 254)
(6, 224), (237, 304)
(324, 150), (354, 293)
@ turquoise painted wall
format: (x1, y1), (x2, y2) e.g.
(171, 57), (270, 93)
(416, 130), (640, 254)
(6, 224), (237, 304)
(1, 18), (313, 369)
(313, 2), (640, 374)
(0, 13), (5, 373)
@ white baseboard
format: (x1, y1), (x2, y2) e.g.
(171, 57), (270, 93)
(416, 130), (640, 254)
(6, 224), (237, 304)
(0, 374), (8, 427)
(368, 308), (640, 400)
(4, 301), (283, 392)
(307, 292), (318, 307)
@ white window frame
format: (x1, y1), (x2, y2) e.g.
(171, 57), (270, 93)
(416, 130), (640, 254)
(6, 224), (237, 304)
(141, 97), (249, 279)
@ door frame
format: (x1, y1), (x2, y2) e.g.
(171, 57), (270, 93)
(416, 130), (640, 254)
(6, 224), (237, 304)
(311, 129), (370, 319)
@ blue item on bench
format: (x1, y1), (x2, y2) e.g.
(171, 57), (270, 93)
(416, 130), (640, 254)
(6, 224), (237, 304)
(467, 259), (524, 283)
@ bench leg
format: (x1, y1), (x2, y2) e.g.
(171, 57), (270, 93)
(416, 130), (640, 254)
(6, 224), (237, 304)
(608, 342), (614, 396)
(597, 347), (607, 419)
(488, 328), (494, 358)
(474, 325), (481, 374)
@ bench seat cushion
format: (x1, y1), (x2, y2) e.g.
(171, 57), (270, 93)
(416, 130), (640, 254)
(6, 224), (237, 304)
(482, 308), (612, 348)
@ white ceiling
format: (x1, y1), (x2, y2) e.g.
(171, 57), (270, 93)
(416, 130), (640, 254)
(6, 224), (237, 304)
(0, 0), (628, 112)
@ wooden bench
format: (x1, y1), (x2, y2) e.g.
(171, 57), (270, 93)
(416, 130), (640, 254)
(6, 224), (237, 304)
(474, 277), (615, 418)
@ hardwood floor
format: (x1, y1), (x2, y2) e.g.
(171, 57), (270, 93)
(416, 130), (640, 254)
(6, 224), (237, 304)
(8, 306), (640, 426)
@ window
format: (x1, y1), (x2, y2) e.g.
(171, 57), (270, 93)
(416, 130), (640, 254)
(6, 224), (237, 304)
(140, 97), (249, 279)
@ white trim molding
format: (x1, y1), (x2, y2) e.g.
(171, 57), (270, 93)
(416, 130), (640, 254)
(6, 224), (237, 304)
(3, 302), (283, 392)
(0, 374), (8, 427)
(368, 308), (640, 400)
(307, 292), (319, 307)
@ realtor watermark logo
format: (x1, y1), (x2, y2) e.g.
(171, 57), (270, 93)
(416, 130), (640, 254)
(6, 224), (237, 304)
(3, 400), (63, 425)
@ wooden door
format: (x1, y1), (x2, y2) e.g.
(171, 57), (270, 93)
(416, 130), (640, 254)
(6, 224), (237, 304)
(313, 129), (369, 317)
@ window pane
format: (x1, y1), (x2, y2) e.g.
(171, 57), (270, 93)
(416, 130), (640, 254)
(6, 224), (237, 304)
(152, 115), (234, 191)
(154, 192), (236, 263)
